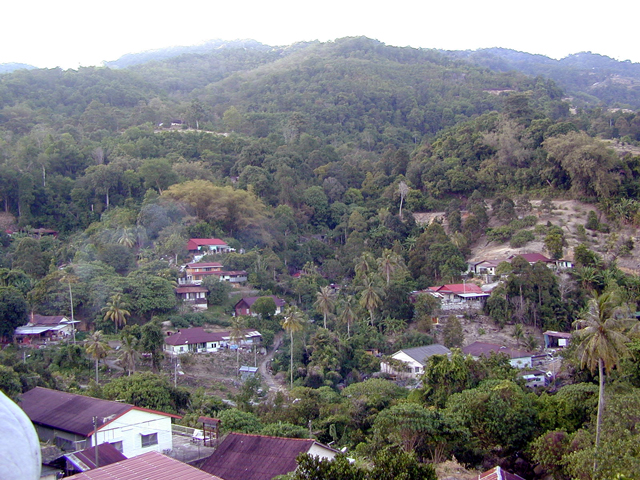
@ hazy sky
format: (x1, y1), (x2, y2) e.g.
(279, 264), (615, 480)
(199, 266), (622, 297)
(4, 0), (639, 69)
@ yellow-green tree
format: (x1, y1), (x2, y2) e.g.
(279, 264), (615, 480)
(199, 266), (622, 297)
(162, 180), (267, 237)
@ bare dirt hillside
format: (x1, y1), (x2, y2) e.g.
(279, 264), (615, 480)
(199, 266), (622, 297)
(468, 199), (640, 273)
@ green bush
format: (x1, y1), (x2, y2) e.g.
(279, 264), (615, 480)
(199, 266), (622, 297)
(510, 230), (535, 248)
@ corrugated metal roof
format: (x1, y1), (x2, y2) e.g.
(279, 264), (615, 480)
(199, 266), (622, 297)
(235, 296), (286, 308)
(165, 328), (227, 346)
(187, 238), (228, 250)
(20, 387), (132, 436)
(395, 345), (451, 365)
(19, 387), (177, 437)
(480, 466), (526, 480)
(200, 433), (330, 480)
(29, 314), (68, 326)
(65, 443), (127, 471)
(66, 451), (222, 479)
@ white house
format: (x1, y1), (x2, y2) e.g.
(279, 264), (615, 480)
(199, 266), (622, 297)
(19, 387), (179, 458)
(381, 344), (451, 378)
(164, 327), (262, 355)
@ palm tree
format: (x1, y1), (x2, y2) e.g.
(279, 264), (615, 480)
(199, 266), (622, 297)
(314, 286), (335, 329)
(102, 293), (131, 334)
(85, 331), (111, 384)
(338, 295), (358, 337)
(357, 275), (383, 327)
(573, 290), (632, 473)
(281, 306), (306, 388)
(377, 249), (404, 287)
(118, 333), (139, 376)
(229, 316), (246, 375)
(354, 252), (376, 279)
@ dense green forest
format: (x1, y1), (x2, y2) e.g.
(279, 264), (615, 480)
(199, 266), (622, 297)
(3, 36), (640, 479)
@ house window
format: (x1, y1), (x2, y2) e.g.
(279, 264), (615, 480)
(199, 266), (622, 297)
(141, 433), (158, 447)
(110, 441), (123, 452)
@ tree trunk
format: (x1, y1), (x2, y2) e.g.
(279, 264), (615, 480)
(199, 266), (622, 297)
(95, 359), (99, 384)
(594, 357), (605, 474)
(323, 313), (327, 329)
(290, 330), (294, 389)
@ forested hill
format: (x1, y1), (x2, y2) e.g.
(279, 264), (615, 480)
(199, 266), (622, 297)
(1, 35), (640, 240)
(446, 48), (640, 108)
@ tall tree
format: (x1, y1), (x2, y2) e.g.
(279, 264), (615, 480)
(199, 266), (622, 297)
(314, 286), (335, 329)
(398, 180), (409, 221)
(102, 293), (131, 334)
(281, 306), (306, 389)
(357, 275), (383, 327)
(377, 249), (404, 287)
(338, 295), (358, 337)
(118, 332), (139, 376)
(85, 331), (111, 383)
(573, 290), (632, 474)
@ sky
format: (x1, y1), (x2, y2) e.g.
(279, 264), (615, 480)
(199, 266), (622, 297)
(3, 0), (640, 69)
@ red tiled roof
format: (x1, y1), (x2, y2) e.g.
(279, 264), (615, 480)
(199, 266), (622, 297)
(164, 327), (227, 346)
(480, 466), (526, 480)
(199, 433), (333, 480)
(65, 443), (127, 471)
(434, 284), (485, 294)
(66, 451), (222, 479)
(19, 387), (178, 437)
(186, 262), (224, 268)
(187, 238), (228, 250)
(462, 342), (533, 360)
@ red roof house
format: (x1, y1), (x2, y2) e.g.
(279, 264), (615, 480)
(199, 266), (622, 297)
(187, 239), (232, 256)
(199, 433), (337, 480)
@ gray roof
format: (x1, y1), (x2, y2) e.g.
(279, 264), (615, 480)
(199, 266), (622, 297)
(396, 344), (451, 365)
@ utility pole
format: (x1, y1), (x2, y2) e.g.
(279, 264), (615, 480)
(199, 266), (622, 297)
(93, 416), (99, 468)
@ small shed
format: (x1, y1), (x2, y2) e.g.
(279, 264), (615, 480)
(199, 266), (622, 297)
(198, 416), (221, 447)
(543, 331), (572, 349)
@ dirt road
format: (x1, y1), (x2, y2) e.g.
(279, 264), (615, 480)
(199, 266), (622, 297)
(259, 332), (286, 392)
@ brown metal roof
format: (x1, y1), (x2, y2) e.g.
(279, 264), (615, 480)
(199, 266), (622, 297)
(65, 443), (127, 471)
(199, 433), (330, 480)
(19, 387), (178, 437)
(66, 451), (222, 479)
(29, 314), (68, 326)
(164, 327), (227, 346)
(175, 286), (209, 294)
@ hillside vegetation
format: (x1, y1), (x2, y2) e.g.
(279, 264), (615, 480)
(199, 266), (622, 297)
(2, 36), (640, 479)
